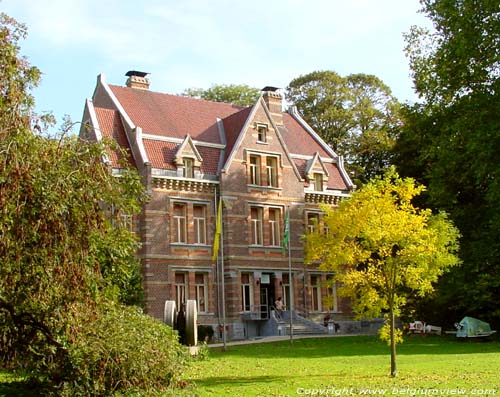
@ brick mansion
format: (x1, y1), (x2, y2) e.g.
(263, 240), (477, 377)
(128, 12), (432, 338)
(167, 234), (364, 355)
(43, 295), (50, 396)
(80, 71), (356, 340)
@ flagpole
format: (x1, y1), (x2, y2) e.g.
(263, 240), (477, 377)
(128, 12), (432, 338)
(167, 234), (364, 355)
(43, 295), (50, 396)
(220, 198), (227, 351)
(288, 205), (294, 343)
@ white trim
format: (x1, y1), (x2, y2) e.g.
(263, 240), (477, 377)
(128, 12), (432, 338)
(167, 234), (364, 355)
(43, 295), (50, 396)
(134, 127), (150, 165)
(290, 153), (336, 163)
(142, 133), (225, 149)
(288, 106), (355, 189)
(222, 102), (258, 172)
(86, 99), (103, 141)
(260, 99), (303, 182)
(153, 175), (219, 184)
(85, 99), (110, 165)
(98, 74), (135, 130)
(288, 106), (338, 158)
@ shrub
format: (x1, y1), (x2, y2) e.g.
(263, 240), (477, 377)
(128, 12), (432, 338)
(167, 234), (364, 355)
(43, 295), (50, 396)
(60, 301), (190, 396)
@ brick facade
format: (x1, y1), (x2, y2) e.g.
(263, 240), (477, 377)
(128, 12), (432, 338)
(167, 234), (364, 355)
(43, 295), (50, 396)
(81, 73), (355, 340)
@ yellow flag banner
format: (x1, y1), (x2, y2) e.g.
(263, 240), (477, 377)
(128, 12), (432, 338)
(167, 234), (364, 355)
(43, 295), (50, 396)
(212, 198), (222, 261)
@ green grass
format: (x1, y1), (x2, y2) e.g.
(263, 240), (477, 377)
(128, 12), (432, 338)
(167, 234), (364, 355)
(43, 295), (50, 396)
(187, 335), (500, 397)
(2, 336), (499, 396)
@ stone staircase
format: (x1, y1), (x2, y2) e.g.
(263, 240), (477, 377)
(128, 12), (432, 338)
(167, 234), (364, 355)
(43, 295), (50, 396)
(280, 311), (328, 336)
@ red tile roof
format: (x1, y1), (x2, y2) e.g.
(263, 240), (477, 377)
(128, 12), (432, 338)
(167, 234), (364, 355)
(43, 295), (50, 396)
(95, 84), (350, 189)
(94, 107), (135, 167)
(222, 107), (252, 162)
(109, 85), (244, 143)
(324, 162), (349, 190)
(142, 139), (221, 175)
(281, 114), (331, 157)
(292, 158), (348, 190)
(142, 139), (177, 170)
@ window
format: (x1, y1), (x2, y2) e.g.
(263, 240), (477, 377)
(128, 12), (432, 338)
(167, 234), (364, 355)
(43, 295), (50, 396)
(183, 158), (194, 178)
(175, 272), (187, 309)
(311, 275), (321, 312)
(326, 275), (338, 312)
(313, 173), (323, 191)
(268, 208), (281, 246)
(173, 203), (187, 243)
(193, 205), (207, 244)
(282, 273), (290, 309)
(241, 273), (253, 311)
(266, 157), (278, 187)
(249, 155), (261, 185)
(257, 125), (267, 143)
(250, 207), (263, 245)
(307, 213), (320, 234)
(195, 273), (208, 312)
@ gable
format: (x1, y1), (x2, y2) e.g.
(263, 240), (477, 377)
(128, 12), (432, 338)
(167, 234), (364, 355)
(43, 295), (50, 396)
(222, 97), (301, 181)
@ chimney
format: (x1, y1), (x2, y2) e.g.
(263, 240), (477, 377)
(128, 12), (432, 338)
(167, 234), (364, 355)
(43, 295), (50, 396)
(262, 86), (283, 125)
(125, 70), (150, 90)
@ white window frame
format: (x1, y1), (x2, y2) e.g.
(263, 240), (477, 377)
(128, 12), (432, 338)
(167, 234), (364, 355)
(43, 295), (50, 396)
(249, 155), (261, 185)
(307, 212), (320, 234)
(193, 205), (207, 245)
(313, 173), (323, 191)
(175, 272), (187, 309)
(266, 156), (278, 187)
(311, 275), (322, 312)
(268, 208), (281, 246)
(183, 158), (194, 178)
(173, 203), (187, 243)
(326, 275), (338, 312)
(241, 273), (254, 312)
(257, 124), (268, 143)
(195, 272), (208, 313)
(250, 206), (264, 245)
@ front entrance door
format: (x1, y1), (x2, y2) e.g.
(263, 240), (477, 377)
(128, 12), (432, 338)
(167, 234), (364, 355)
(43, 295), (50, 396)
(259, 273), (275, 319)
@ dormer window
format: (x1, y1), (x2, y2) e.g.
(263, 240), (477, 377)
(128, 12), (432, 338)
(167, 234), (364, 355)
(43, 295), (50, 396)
(313, 173), (323, 191)
(183, 158), (194, 178)
(256, 124), (268, 143)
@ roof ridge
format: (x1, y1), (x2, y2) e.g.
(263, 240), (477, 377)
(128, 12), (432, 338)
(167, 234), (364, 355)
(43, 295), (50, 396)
(108, 84), (249, 110)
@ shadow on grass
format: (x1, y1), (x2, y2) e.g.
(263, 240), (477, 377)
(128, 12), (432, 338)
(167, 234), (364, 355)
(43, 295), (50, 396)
(0, 380), (39, 397)
(209, 335), (500, 359)
(194, 374), (279, 387)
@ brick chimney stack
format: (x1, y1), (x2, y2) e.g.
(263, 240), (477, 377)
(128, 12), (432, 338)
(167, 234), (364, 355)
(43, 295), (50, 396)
(262, 86), (283, 125)
(125, 70), (150, 90)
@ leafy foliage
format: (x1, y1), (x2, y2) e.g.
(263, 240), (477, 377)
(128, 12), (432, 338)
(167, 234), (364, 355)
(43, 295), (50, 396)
(286, 71), (401, 185)
(0, 12), (189, 395)
(306, 168), (460, 376)
(182, 83), (260, 107)
(396, 0), (500, 326)
(63, 302), (188, 396)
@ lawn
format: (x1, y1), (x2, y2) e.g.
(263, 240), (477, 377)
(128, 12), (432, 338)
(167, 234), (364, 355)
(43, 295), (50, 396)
(2, 335), (499, 396)
(187, 335), (500, 397)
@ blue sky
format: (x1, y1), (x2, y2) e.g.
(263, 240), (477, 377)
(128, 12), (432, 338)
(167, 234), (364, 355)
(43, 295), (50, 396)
(3, 0), (431, 130)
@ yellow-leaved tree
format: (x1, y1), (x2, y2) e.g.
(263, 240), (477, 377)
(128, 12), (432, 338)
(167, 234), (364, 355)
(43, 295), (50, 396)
(306, 167), (460, 377)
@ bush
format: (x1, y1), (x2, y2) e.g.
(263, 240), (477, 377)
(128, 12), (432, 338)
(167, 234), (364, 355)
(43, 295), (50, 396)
(60, 302), (190, 396)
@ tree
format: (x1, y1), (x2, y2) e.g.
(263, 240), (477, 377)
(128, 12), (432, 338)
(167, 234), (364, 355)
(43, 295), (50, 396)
(306, 168), (460, 377)
(286, 71), (401, 185)
(394, 0), (500, 325)
(0, 13), (189, 394)
(182, 83), (261, 107)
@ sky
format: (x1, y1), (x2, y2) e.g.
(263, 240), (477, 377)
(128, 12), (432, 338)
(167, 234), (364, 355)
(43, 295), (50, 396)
(3, 0), (431, 130)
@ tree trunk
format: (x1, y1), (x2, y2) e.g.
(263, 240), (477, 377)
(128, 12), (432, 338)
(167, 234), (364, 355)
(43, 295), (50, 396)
(390, 309), (397, 377)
